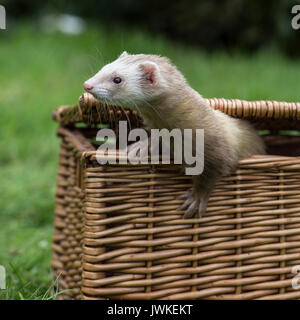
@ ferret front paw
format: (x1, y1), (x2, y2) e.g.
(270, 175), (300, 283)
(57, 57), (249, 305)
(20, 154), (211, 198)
(128, 139), (150, 160)
(178, 188), (209, 219)
(127, 138), (159, 161)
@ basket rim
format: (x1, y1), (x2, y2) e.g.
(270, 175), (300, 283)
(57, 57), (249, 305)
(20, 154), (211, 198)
(52, 93), (300, 129)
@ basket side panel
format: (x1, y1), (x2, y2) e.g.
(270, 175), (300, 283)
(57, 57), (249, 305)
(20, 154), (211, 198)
(51, 139), (84, 300)
(80, 159), (300, 300)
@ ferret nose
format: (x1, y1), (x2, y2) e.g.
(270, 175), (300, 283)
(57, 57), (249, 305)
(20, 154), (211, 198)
(83, 82), (94, 91)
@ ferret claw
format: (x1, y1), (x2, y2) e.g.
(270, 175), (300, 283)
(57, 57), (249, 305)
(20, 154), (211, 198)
(198, 198), (208, 218)
(179, 189), (209, 219)
(183, 200), (199, 219)
(178, 195), (193, 211)
(177, 193), (187, 200)
(177, 188), (192, 200)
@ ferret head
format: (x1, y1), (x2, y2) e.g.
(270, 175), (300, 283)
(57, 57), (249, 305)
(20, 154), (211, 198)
(83, 52), (183, 107)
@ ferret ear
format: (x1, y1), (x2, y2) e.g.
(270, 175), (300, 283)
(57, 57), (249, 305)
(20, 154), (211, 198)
(120, 51), (129, 58)
(139, 62), (159, 85)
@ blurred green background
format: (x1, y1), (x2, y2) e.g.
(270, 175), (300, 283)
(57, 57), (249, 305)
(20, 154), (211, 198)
(1, 0), (300, 299)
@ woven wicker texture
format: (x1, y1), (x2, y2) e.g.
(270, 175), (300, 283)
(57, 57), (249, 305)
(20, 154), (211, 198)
(52, 93), (300, 300)
(52, 93), (300, 130)
(52, 138), (83, 299)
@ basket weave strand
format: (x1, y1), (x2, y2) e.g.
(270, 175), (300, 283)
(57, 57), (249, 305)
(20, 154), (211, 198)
(52, 93), (300, 130)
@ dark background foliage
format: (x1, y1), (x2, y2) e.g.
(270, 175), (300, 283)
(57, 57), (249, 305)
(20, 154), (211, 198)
(3, 0), (300, 56)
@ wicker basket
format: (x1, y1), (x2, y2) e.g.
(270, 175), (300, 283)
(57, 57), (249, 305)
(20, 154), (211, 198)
(51, 93), (300, 300)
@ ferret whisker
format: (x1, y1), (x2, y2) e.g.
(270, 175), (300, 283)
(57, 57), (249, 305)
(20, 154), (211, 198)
(95, 102), (102, 125)
(104, 97), (113, 129)
(88, 105), (93, 126)
(100, 97), (108, 125)
(124, 97), (143, 125)
(116, 99), (132, 132)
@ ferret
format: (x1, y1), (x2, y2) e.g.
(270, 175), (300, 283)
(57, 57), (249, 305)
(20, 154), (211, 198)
(83, 51), (265, 219)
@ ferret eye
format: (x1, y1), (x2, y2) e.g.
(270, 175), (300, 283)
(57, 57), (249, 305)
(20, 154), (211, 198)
(113, 77), (122, 84)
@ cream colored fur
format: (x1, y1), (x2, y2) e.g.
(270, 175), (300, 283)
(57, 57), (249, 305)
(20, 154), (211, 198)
(85, 52), (265, 218)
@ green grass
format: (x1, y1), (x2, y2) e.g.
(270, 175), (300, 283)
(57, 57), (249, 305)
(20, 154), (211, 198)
(1, 22), (300, 300)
